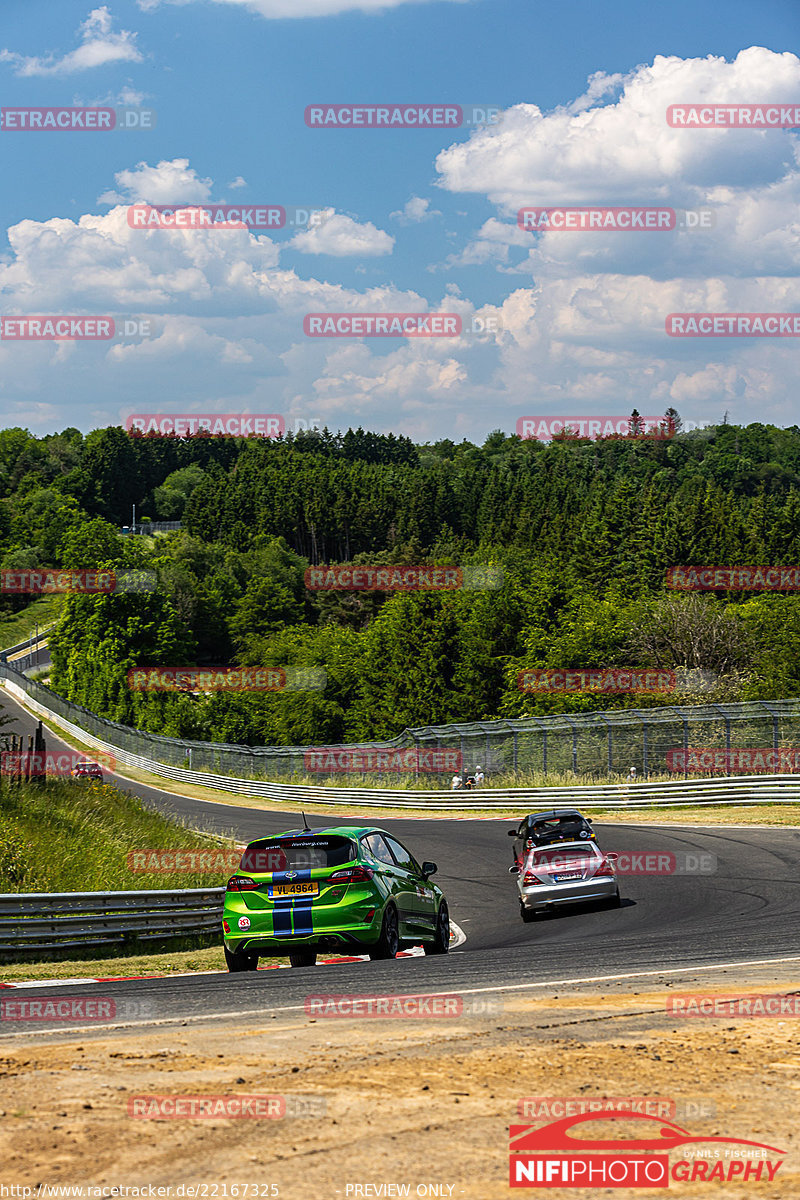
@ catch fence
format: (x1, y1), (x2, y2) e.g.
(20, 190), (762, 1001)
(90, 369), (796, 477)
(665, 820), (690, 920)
(2, 657), (800, 785)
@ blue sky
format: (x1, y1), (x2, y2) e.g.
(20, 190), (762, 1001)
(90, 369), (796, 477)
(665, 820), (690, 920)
(0, 0), (798, 441)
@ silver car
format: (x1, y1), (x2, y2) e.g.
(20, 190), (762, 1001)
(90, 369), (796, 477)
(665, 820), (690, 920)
(510, 840), (620, 922)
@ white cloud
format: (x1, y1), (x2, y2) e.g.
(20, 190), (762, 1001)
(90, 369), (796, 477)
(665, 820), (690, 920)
(390, 196), (441, 223)
(228, 176), (248, 190)
(138, 0), (467, 19)
(4, 48), (800, 448)
(440, 217), (530, 268)
(75, 85), (149, 106)
(0, 7), (142, 77)
(98, 158), (214, 206)
(436, 47), (800, 212)
(290, 210), (394, 256)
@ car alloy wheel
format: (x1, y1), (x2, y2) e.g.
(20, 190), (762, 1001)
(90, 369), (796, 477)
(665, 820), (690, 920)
(369, 905), (399, 959)
(424, 901), (450, 955)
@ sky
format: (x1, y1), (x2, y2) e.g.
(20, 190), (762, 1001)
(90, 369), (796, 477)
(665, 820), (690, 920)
(0, 0), (798, 443)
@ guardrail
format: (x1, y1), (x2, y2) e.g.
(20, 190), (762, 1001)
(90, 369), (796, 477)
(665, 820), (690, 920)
(0, 626), (54, 662)
(3, 673), (800, 811)
(0, 887), (225, 954)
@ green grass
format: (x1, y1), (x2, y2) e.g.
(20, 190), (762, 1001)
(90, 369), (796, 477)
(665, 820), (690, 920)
(0, 776), (241, 893)
(0, 596), (61, 650)
(0, 943), (284, 981)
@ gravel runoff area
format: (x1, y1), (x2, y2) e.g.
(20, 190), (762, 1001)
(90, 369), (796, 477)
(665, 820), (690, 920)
(0, 961), (798, 1200)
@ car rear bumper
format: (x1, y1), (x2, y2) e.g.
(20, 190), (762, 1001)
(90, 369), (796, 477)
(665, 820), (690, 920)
(225, 929), (379, 955)
(519, 878), (618, 910)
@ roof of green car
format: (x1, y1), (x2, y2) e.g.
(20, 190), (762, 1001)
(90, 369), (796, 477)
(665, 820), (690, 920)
(246, 825), (382, 843)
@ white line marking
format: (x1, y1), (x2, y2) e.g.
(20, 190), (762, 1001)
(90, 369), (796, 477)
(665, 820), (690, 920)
(2, 952), (799, 1038)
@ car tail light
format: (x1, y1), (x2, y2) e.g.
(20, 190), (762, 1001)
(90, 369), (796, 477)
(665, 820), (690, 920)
(330, 865), (374, 883)
(525, 838), (534, 850)
(522, 869), (543, 885)
(226, 875), (260, 892)
(595, 857), (615, 877)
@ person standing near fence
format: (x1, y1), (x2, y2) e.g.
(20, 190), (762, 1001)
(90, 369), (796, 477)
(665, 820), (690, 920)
(474, 765), (485, 787)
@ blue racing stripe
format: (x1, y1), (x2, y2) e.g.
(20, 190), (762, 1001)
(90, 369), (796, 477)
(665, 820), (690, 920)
(290, 898), (314, 936)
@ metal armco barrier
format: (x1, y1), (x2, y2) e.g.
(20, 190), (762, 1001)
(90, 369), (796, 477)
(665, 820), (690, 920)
(0, 888), (224, 954)
(3, 666), (800, 810)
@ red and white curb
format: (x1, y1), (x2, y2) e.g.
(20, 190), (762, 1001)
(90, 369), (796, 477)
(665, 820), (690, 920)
(0, 923), (465, 988)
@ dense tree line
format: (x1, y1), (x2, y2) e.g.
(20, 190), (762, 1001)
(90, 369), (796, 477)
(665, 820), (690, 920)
(3, 415), (800, 745)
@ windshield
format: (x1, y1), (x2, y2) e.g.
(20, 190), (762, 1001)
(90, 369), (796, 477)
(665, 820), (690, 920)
(239, 836), (356, 873)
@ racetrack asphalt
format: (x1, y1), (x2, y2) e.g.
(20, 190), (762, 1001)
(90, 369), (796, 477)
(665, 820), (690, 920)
(2, 688), (799, 1035)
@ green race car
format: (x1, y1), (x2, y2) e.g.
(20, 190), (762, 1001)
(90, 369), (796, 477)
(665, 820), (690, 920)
(222, 824), (450, 971)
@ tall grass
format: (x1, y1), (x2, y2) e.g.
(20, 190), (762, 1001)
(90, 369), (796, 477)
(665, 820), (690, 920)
(0, 777), (240, 893)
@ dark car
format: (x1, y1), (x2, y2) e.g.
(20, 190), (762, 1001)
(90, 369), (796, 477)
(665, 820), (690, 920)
(508, 808), (596, 868)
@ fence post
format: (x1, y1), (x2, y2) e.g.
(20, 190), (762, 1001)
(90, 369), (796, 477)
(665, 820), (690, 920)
(683, 715), (689, 781)
(513, 730), (518, 772)
(642, 720), (649, 778)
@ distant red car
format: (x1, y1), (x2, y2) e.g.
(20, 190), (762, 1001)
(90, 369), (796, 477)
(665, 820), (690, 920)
(71, 761), (104, 782)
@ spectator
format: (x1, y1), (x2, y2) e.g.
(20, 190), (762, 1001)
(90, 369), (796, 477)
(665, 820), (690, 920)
(627, 766), (637, 782)
(474, 765), (485, 787)
(451, 772), (463, 790)
(464, 774), (475, 790)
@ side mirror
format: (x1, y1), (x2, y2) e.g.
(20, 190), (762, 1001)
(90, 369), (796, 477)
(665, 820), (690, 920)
(508, 865), (520, 875)
(507, 829), (517, 837)
(421, 861), (437, 879)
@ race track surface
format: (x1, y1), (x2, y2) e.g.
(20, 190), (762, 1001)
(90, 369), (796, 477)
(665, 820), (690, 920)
(3, 689), (799, 1034)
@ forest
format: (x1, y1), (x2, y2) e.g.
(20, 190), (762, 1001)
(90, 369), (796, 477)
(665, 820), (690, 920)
(2, 413), (800, 746)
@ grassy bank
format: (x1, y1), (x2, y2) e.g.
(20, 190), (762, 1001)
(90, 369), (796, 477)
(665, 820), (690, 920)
(0, 596), (61, 650)
(0, 776), (240, 893)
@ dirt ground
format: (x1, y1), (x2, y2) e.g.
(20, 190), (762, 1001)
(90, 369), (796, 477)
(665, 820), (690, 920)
(1, 963), (798, 1199)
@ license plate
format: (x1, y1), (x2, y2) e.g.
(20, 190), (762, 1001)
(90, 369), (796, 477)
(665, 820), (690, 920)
(268, 882), (319, 898)
(553, 872), (583, 882)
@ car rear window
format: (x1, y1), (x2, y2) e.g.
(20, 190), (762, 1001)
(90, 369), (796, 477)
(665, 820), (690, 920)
(533, 846), (597, 867)
(240, 836), (356, 873)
